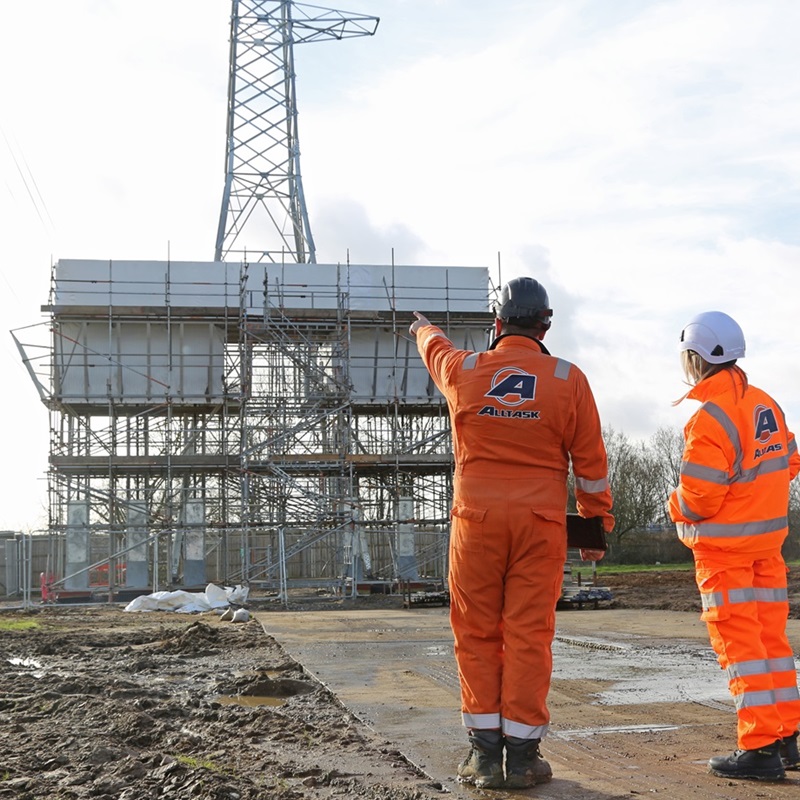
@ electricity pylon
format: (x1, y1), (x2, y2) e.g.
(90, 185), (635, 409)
(215, 0), (379, 264)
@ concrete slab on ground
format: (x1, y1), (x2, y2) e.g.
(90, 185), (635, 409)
(257, 607), (800, 799)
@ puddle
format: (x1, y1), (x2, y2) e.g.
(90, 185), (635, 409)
(552, 723), (681, 740)
(216, 694), (285, 708)
(552, 634), (736, 706)
(214, 672), (315, 708)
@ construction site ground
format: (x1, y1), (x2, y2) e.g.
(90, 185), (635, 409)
(5, 568), (800, 799)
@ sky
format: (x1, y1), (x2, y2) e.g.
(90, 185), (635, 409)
(1, 0), (799, 531)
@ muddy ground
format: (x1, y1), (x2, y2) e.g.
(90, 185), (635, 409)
(602, 565), (800, 617)
(1, 568), (799, 800)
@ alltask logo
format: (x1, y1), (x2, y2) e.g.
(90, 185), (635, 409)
(485, 367), (537, 407)
(754, 404), (782, 460)
(479, 407), (541, 419)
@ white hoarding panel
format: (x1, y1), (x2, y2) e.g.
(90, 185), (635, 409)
(348, 325), (489, 402)
(54, 321), (226, 404)
(246, 263), (490, 315)
(54, 260), (239, 308)
(250, 263), (341, 311)
(347, 264), (489, 313)
(53, 260), (490, 315)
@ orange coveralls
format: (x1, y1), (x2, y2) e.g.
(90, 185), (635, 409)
(669, 368), (800, 750)
(416, 326), (614, 739)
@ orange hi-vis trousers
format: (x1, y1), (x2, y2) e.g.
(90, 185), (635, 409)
(694, 549), (800, 750)
(448, 474), (568, 739)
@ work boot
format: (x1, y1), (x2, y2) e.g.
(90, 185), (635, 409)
(504, 735), (553, 788)
(780, 731), (800, 770)
(708, 740), (785, 781)
(457, 729), (504, 788)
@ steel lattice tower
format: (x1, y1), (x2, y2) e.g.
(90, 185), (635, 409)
(215, 0), (379, 264)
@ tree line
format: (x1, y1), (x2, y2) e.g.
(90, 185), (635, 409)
(583, 427), (800, 565)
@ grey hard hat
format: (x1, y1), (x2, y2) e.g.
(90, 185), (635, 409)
(494, 276), (553, 328)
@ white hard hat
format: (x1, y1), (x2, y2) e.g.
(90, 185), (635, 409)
(679, 311), (745, 364)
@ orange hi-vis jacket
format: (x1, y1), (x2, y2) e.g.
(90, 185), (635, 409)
(669, 369), (800, 553)
(416, 327), (614, 530)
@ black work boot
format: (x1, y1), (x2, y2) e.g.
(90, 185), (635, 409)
(504, 735), (553, 788)
(457, 729), (504, 788)
(780, 731), (800, 770)
(708, 740), (785, 781)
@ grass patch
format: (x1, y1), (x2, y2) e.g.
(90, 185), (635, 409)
(585, 559), (800, 577)
(591, 563), (694, 575)
(0, 618), (39, 632)
(174, 755), (226, 773)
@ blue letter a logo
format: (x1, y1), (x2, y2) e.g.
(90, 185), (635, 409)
(754, 405), (779, 442)
(486, 368), (537, 407)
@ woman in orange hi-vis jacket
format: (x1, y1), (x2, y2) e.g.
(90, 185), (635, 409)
(409, 276), (614, 789)
(669, 310), (800, 782)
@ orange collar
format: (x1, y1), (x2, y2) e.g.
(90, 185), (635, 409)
(688, 368), (745, 402)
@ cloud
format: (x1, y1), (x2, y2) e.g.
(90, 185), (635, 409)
(2, 0), (800, 529)
(312, 196), (429, 264)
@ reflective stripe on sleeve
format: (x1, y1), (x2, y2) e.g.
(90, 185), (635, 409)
(677, 493), (705, 522)
(575, 476), (609, 493)
(422, 331), (448, 349)
(462, 353), (479, 370)
(553, 359), (571, 380)
(675, 522), (693, 542)
(680, 461), (729, 485)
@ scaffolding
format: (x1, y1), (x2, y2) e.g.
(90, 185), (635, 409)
(15, 258), (491, 599)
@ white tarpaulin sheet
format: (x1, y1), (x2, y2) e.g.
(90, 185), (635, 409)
(123, 583), (249, 614)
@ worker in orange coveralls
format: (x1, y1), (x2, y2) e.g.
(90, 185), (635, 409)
(409, 276), (614, 789)
(669, 311), (800, 782)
